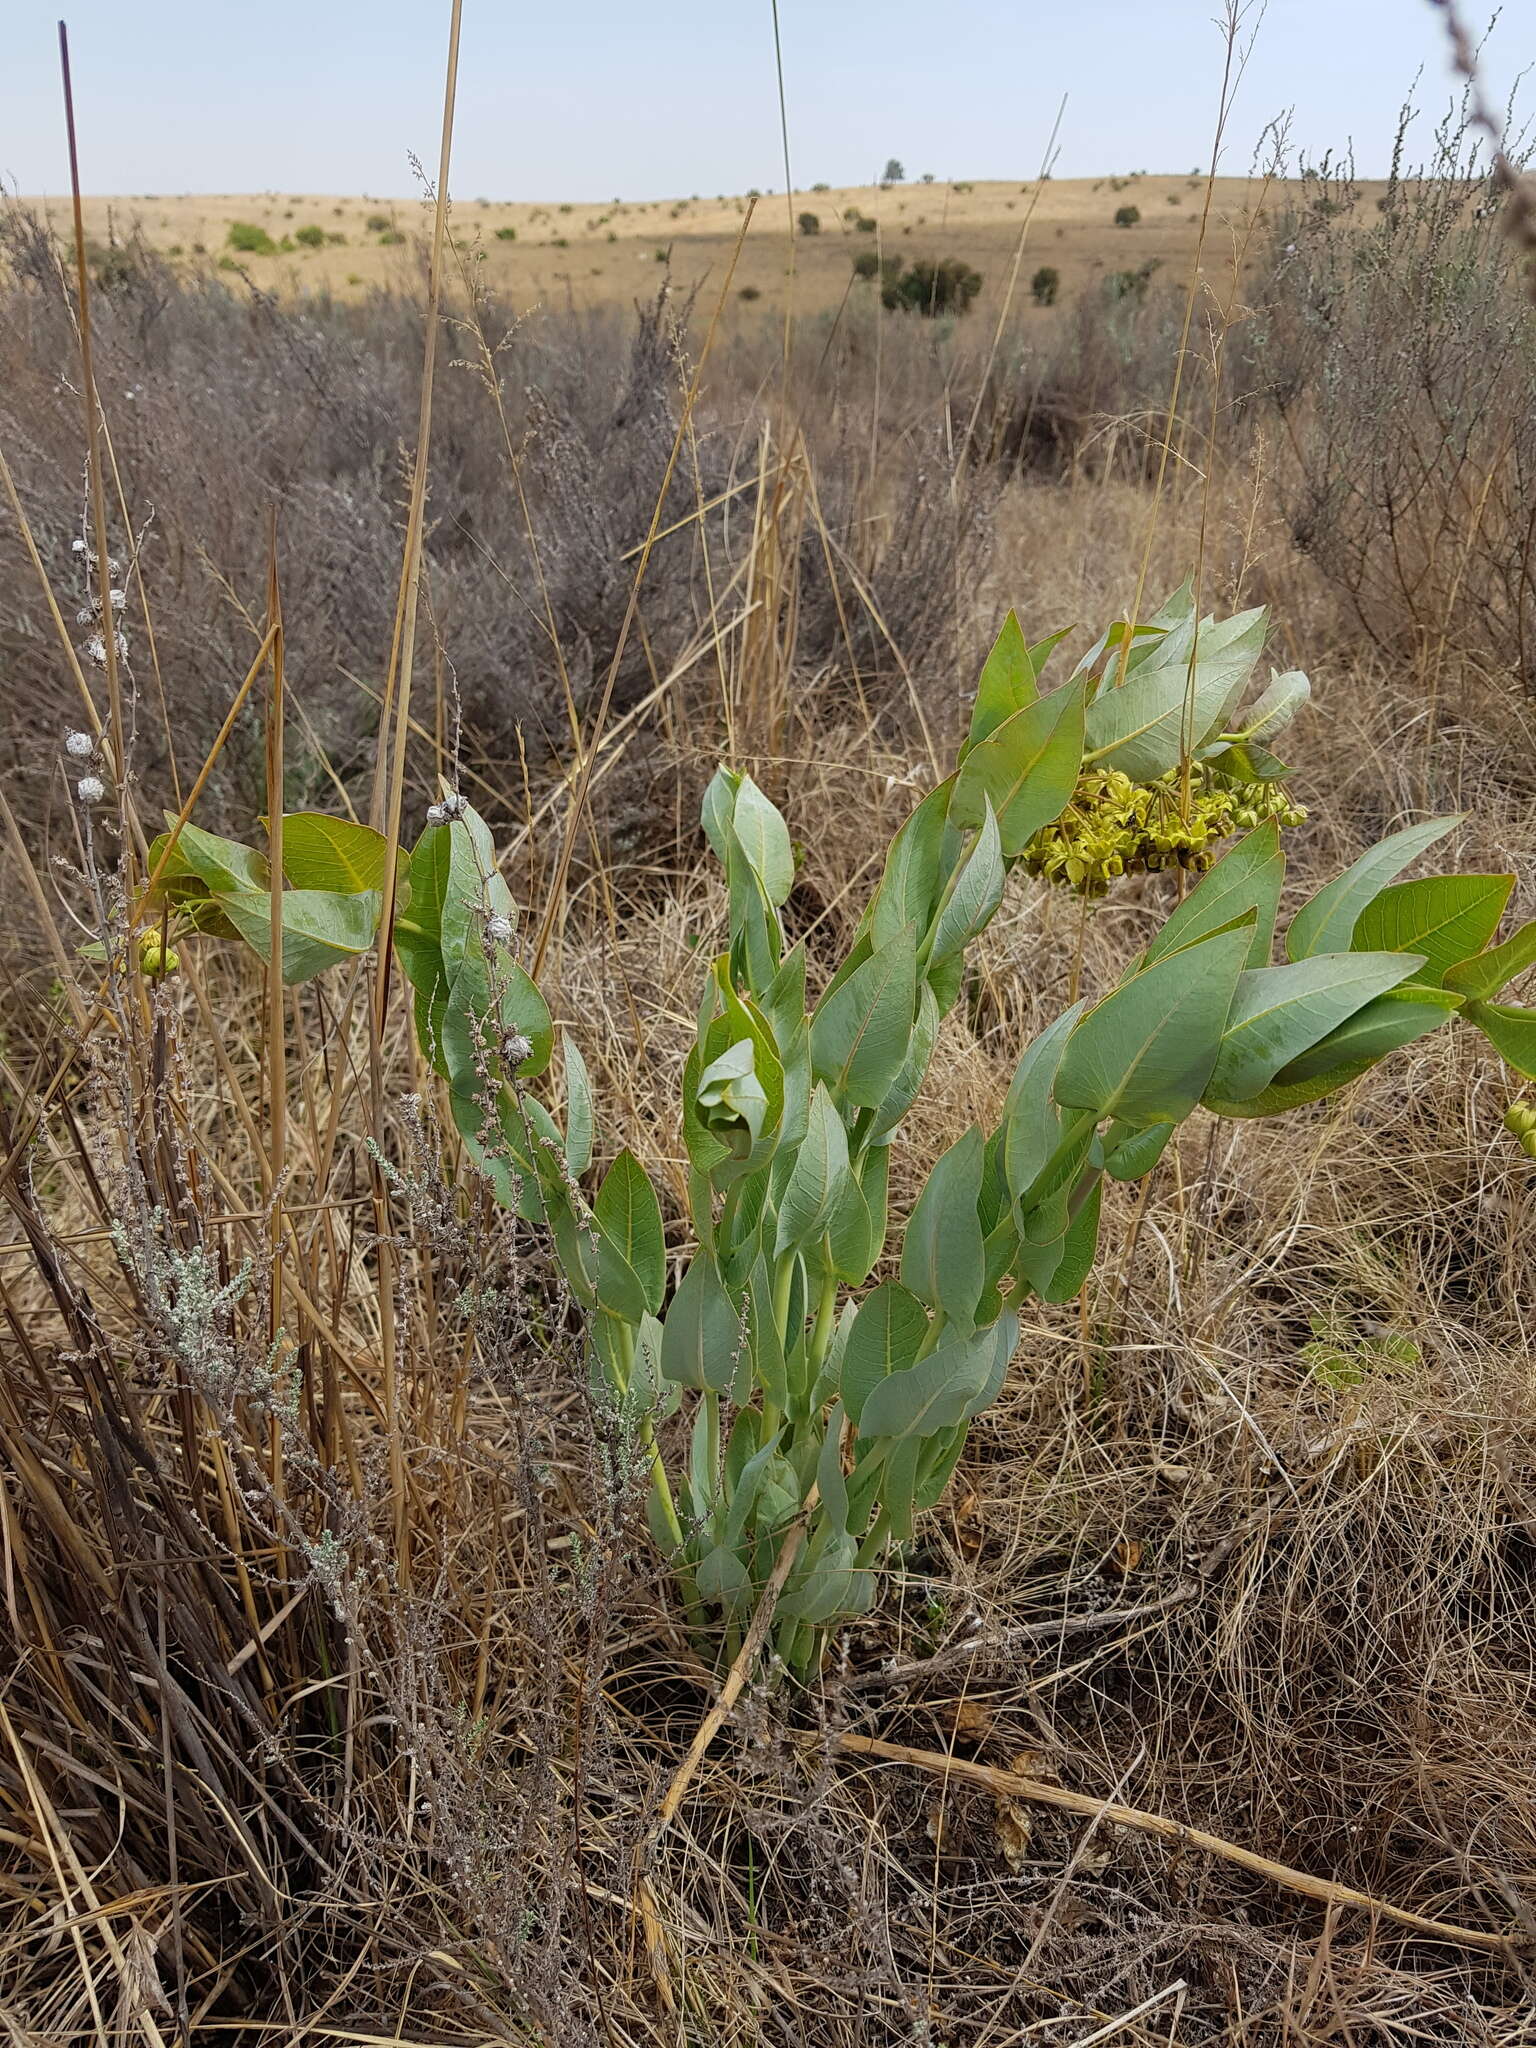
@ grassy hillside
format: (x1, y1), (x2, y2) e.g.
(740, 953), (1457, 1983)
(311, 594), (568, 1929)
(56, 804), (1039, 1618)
(24, 172), (1387, 314)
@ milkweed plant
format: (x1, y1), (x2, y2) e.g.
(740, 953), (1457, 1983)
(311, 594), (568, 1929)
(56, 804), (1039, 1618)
(130, 587), (1536, 1675)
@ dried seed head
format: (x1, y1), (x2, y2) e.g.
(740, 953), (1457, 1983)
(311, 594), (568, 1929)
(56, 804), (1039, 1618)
(77, 775), (106, 805)
(438, 791), (469, 822)
(500, 1030), (534, 1070)
(65, 730), (95, 759)
(71, 537), (86, 554)
(485, 913), (514, 945)
(425, 804), (447, 829)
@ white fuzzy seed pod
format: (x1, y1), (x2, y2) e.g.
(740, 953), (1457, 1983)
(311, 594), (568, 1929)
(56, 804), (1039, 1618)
(77, 775), (106, 805)
(438, 791), (469, 822)
(65, 730), (95, 758)
(500, 1030), (533, 1070)
(485, 913), (514, 945)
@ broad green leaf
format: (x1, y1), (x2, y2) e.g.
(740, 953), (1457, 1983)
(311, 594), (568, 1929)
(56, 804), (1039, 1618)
(220, 887), (382, 985)
(901, 1125), (986, 1329)
(773, 1084), (851, 1256)
(869, 980), (940, 1140)
(1055, 919), (1253, 1125)
(1101, 1121), (1175, 1180)
(840, 1281), (929, 1425)
(1286, 817), (1461, 961)
(1271, 988), (1452, 1086)
(927, 800), (1004, 967)
(747, 1256), (789, 1412)
(659, 1252), (742, 1393)
(1237, 668), (1311, 745)
(810, 924), (918, 1107)
(1444, 922), (1536, 1001)
(1001, 1003), (1085, 1206)
(1351, 874), (1513, 986)
(563, 1033), (594, 1176)
(857, 1325), (998, 1441)
(1143, 820), (1283, 971)
(869, 779), (956, 951)
(696, 1544), (753, 1614)
(1084, 608), (1266, 779)
(730, 776), (794, 907)
(279, 812), (395, 894)
(1466, 1000), (1536, 1080)
(595, 1150), (665, 1316)
(1205, 952), (1425, 1104)
(966, 610), (1037, 751)
(1040, 1181), (1102, 1303)
(827, 1142), (889, 1288)
(950, 678), (1087, 856)
(167, 817), (270, 895)
(701, 766), (741, 864)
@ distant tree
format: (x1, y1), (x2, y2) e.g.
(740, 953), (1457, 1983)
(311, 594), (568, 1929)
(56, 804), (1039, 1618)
(811, 181), (830, 192)
(797, 211), (821, 236)
(854, 215), (878, 234)
(882, 158), (905, 185)
(921, 171), (935, 183)
(1030, 264), (1059, 305)
(881, 254), (983, 316)
(1113, 204), (1141, 228)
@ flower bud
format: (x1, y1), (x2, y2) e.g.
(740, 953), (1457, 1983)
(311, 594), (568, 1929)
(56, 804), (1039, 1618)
(138, 932), (180, 975)
(1504, 1101), (1536, 1140)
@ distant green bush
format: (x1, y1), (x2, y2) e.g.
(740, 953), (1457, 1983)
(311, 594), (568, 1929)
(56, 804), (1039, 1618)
(854, 216), (877, 234)
(495, 226), (517, 241)
(884, 255), (983, 316)
(1113, 204), (1141, 228)
(226, 222), (276, 255)
(1030, 264), (1059, 305)
(295, 225), (327, 248)
(365, 213), (390, 233)
(798, 211), (821, 236)
(378, 229), (405, 246)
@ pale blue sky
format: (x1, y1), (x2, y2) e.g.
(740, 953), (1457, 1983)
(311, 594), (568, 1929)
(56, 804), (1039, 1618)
(6, 1), (1530, 200)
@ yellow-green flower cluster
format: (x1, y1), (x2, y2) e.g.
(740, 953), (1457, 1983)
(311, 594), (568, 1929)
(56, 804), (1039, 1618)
(1022, 762), (1306, 898)
(1505, 1101), (1536, 1159)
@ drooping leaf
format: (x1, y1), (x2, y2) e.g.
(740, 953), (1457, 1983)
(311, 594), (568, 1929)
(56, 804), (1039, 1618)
(700, 766), (741, 865)
(1055, 919), (1253, 1125)
(839, 1281), (929, 1425)
(810, 924), (918, 1107)
(901, 1125), (986, 1329)
(1351, 874), (1513, 986)
(950, 678), (1087, 856)
(1101, 1120), (1175, 1180)
(1286, 816), (1461, 961)
(1204, 952), (1426, 1104)
(1039, 1181), (1102, 1303)
(1143, 820), (1284, 971)
(827, 1142), (889, 1288)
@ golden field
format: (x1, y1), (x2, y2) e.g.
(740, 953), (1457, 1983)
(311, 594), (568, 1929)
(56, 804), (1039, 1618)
(23, 172), (1388, 313)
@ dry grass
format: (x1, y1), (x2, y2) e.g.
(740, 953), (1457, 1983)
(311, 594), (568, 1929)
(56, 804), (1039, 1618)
(20, 173), (1387, 319)
(3, 94), (1536, 2048)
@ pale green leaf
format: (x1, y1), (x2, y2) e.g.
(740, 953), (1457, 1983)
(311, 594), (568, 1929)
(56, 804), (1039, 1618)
(1205, 952), (1425, 1103)
(1286, 816), (1461, 961)
(1352, 873), (1513, 985)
